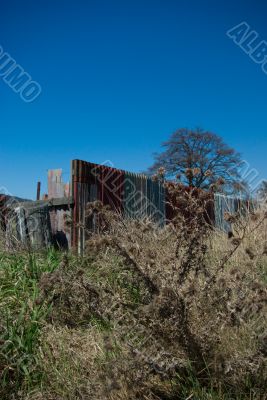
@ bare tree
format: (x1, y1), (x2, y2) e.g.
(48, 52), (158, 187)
(148, 128), (243, 192)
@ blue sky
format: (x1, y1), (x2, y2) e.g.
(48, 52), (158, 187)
(1, 0), (267, 199)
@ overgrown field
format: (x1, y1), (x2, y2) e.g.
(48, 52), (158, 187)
(0, 200), (267, 399)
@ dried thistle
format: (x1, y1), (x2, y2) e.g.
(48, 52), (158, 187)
(231, 238), (242, 246)
(204, 169), (212, 177)
(157, 167), (166, 177)
(192, 167), (201, 176)
(245, 247), (256, 260)
(224, 212), (238, 224)
(216, 177), (225, 186)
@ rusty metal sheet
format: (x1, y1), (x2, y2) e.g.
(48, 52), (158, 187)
(71, 159), (166, 254)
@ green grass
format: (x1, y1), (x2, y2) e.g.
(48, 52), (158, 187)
(0, 249), (60, 399)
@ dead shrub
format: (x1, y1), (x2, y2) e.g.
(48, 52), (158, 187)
(37, 255), (103, 327)
(81, 177), (267, 399)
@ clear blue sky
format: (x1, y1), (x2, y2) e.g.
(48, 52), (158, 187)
(1, 0), (267, 199)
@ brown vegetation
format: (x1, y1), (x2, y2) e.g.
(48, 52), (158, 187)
(1, 179), (266, 399)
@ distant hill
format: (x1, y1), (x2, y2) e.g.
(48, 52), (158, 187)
(0, 194), (31, 206)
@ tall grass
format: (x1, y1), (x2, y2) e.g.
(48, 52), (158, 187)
(0, 250), (60, 398)
(0, 196), (266, 399)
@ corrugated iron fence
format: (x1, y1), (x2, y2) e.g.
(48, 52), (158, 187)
(69, 160), (257, 253)
(71, 160), (166, 254)
(1, 160), (257, 254)
(214, 193), (256, 232)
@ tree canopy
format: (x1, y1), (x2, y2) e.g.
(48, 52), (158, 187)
(148, 128), (243, 192)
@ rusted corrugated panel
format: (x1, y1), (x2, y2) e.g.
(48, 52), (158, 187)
(101, 165), (124, 213)
(89, 162), (124, 212)
(71, 159), (167, 254)
(71, 160), (125, 254)
(71, 161), (78, 250)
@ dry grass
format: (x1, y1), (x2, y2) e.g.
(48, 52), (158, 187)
(0, 188), (267, 399)
(26, 325), (105, 400)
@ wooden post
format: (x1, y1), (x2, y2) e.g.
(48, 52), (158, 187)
(36, 182), (41, 201)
